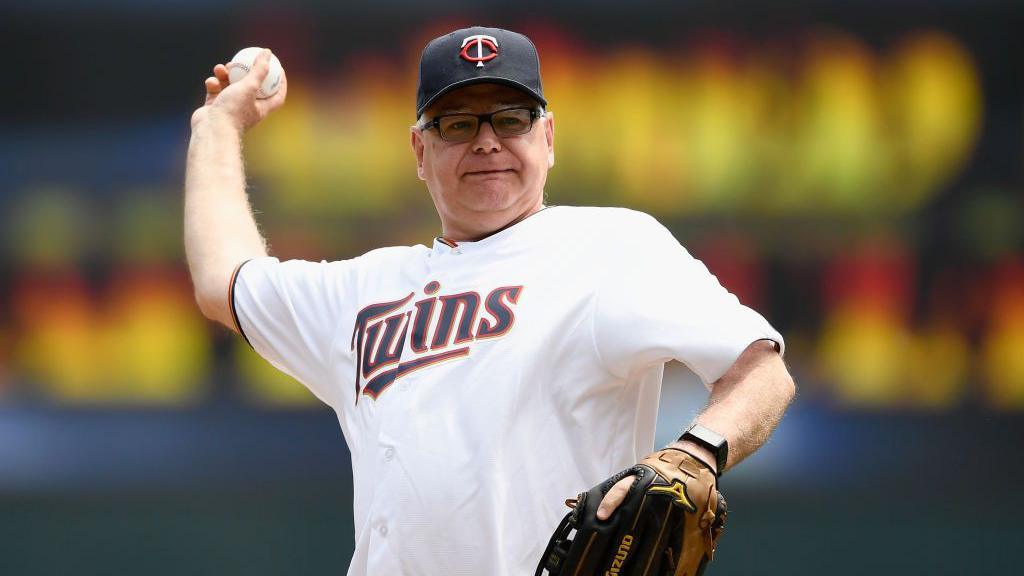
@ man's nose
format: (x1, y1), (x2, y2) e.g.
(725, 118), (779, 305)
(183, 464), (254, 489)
(472, 121), (502, 153)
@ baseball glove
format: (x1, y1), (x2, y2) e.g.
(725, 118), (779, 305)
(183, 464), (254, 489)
(536, 448), (727, 576)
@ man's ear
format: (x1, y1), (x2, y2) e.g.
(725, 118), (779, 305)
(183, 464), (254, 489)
(544, 111), (555, 168)
(410, 126), (427, 181)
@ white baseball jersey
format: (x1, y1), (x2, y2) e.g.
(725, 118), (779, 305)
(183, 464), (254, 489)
(230, 206), (784, 576)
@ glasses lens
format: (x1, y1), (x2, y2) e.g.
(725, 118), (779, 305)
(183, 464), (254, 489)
(492, 109), (533, 137)
(438, 115), (479, 142)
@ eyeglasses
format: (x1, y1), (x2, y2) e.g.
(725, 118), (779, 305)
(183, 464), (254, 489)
(421, 107), (542, 143)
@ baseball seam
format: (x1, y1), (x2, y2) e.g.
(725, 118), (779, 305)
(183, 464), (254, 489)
(227, 62), (277, 98)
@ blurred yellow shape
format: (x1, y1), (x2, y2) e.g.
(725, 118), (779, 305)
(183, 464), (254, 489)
(794, 32), (889, 212)
(14, 270), (211, 405)
(981, 290), (1024, 409)
(601, 50), (689, 212)
(982, 319), (1024, 409)
(905, 325), (969, 409)
(818, 305), (911, 407)
(818, 302), (971, 410)
(15, 277), (104, 399)
(884, 32), (982, 212)
(247, 77), (418, 220)
(104, 271), (211, 405)
(685, 48), (762, 210)
(542, 47), (612, 205)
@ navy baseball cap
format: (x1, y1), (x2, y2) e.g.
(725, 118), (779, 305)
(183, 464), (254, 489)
(416, 26), (547, 117)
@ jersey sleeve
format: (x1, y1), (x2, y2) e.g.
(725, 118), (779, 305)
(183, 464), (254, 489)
(591, 215), (784, 387)
(230, 256), (351, 407)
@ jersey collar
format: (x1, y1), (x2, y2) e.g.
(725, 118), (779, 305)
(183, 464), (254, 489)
(431, 205), (557, 256)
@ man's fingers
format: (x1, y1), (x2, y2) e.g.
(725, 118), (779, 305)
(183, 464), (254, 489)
(248, 48), (272, 85)
(205, 77), (222, 94)
(261, 65), (287, 107)
(213, 64), (229, 84)
(596, 475), (635, 521)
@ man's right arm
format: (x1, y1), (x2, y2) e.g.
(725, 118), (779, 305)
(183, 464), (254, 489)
(185, 113), (266, 330)
(184, 49), (286, 331)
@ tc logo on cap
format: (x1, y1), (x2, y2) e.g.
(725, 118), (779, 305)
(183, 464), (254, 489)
(460, 34), (498, 68)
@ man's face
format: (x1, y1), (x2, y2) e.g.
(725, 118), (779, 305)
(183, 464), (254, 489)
(411, 83), (554, 241)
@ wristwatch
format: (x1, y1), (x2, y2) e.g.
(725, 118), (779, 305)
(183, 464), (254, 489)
(677, 423), (728, 475)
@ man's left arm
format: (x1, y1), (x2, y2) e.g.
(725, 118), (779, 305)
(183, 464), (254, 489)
(597, 339), (795, 519)
(672, 339), (794, 473)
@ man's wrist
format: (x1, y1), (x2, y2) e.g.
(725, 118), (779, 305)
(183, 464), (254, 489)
(665, 440), (718, 476)
(191, 108), (243, 135)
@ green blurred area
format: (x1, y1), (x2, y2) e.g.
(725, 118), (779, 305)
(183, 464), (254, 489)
(2, 487), (1018, 575)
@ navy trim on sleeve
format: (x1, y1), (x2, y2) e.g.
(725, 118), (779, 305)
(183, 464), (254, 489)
(228, 259), (255, 349)
(757, 337), (783, 354)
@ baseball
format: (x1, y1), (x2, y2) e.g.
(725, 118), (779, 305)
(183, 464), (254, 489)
(227, 47), (283, 99)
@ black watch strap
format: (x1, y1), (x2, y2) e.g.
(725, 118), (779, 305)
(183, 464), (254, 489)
(678, 424), (728, 476)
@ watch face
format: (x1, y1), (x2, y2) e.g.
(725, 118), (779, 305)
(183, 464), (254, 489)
(684, 425), (728, 474)
(689, 424), (726, 449)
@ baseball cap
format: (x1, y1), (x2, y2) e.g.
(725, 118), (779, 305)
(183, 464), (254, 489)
(416, 26), (547, 118)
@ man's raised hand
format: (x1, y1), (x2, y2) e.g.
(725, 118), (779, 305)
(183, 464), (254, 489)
(191, 48), (287, 132)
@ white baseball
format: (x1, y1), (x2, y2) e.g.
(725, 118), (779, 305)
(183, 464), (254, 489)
(227, 47), (283, 99)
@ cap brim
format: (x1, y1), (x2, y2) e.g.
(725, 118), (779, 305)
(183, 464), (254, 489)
(417, 76), (547, 117)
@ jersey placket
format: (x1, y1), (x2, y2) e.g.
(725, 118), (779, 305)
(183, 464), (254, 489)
(362, 245), (462, 572)
(373, 240), (465, 571)
(361, 305), (414, 572)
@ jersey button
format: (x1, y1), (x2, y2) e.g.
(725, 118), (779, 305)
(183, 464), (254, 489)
(379, 524), (388, 537)
(384, 447), (395, 461)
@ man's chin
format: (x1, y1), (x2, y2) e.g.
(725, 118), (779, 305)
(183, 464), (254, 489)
(457, 183), (520, 211)
(439, 191), (542, 240)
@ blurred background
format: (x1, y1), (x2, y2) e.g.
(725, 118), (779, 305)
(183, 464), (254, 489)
(1, 0), (1022, 574)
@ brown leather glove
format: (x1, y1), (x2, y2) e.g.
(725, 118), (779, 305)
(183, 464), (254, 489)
(536, 448), (727, 576)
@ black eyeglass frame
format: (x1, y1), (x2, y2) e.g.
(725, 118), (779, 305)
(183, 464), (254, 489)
(420, 107), (544, 142)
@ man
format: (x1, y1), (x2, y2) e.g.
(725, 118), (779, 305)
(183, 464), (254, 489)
(185, 26), (795, 576)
